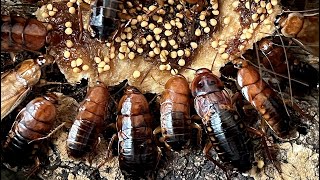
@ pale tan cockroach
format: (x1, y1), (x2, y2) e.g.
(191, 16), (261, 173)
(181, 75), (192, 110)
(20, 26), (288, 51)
(1, 59), (41, 121)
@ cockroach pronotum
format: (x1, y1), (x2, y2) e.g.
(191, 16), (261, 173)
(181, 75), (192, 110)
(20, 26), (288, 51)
(3, 93), (58, 175)
(154, 74), (201, 151)
(1, 59), (41, 121)
(276, 11), (319, 57)
(235, 59), (297, 140)
(1, 15), (47, 52)
(66, 82), (110, 158)
(106, 86), (161, 178)
(258, 37), (319, 94)
(191, 68), (254, 178)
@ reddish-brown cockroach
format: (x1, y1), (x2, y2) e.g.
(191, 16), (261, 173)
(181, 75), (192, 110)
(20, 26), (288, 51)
(191, 68), (254, 177)
(276, 11), (319, 56)
(66, 82), (110, 158)
(1, 59), (41, 121)
(153, 74), (201, 151)
(258, 37), (319, 93)
(235, 59), (297, 140)
(3, 93), (58, 174)
(106, 86), (161, 178)
(1, 15), (47, 52)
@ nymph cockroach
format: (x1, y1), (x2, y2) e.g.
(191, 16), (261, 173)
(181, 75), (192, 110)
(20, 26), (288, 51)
(1, 59), (41, 121)
(235, 59), (298, 140)
(191, 68), (254, 178)
(89, 0), (123, 41)
(1, 15), (47, 52)
(66, 82), (110, 158)
(154, 74), (201, 151)
(3, 93), (58, 175)
(106, 86), (161, 178)
(258, 37), (319, 94)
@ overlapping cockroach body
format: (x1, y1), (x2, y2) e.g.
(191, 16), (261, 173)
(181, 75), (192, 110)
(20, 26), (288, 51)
(67, 82), (110, 158)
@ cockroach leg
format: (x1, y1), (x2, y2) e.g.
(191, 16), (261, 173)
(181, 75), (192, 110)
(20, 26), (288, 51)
(203, 141), (230, 180)
(96, 134), (118, 169)
(190, 122), (202, 147)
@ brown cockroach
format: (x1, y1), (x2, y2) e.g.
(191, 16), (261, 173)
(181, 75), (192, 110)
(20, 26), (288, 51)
(106, 86), (161, 178)
(276, 11), (319, 56)
(258, 37), (319, 93)
(191, 68), (254, 178)
(1, 15), (47, 52)
(66, 82), (110, 158)
(153, 74), (201, 151)
(235, 59), (298, 140)
(1, 59), (41, 121)
(3, 93), (58, 174)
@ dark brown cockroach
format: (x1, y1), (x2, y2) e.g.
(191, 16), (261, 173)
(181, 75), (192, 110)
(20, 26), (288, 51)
(1, 15), (47, 52)
(258, 37), (319, 93)
(235, 59), (298, 140)
(276, 11), (319, 56)
(153, 74), (201, 151)
(3, 93), (58, 172)
(89, 0), (123, 41)
(191, 68), (254, 177)
(106, 86), (161, 178)
(66, 82), (110, 158)
(1, 59), (41, 121)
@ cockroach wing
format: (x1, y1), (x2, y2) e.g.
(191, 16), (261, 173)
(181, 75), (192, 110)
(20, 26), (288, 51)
(1, 86), (30, 121)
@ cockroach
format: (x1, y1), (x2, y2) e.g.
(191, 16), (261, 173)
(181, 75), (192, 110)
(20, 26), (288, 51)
(153, 74), (201, 151)
(1, 15), (47, 52)
(275, 11), (319, 57)
(191, 68), (254, 177)
(258, 37), (319, 93)
(235, 59), (298, 140)
(106, 86), (161, 178)
(2, 93), (58, 174)
(66, 82), (109, 158)
(1, 59), (41, 121)
(89, 0), (123, 41)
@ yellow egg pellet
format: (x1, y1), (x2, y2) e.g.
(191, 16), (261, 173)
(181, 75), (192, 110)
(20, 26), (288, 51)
(133, 70), (141, 78)
(64, 50), (71, 58)
(65, 28), (73, 35)
(82, 65), (89, 71)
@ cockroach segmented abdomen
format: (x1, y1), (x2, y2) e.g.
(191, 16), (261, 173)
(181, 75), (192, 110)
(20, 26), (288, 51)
(203, 105), (253, 172)
(191, 68), (254, 174)
(3, 94), (58, 157)
(237, 62), (295, 139)
(159, 75), (193, 151)
(117, 86), (160, 178)
(67, 83), (110, 158)
(1, 15), (47, 52)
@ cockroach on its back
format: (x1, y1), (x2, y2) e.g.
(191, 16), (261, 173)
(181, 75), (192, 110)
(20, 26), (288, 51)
(1, 15), (47, 52)
(154, 74), (201, 151)
(106, 86), (161, 178)
(191, 68), (254, 177)
(67, 82), (110, 158)
(3, 93), (58, 171)
(1, 59), (41, 121)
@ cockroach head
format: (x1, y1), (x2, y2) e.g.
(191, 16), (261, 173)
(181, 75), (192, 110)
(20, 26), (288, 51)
(258, 38), (273, 53)
(165, 74), (190, 95)
(191, 68), (224, 97)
